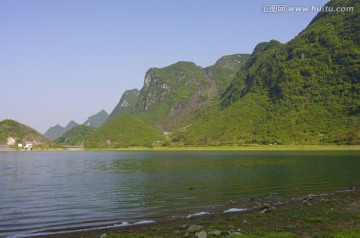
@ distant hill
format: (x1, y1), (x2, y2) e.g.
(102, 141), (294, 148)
(108, 89), (139, 120)
(0, 119), (52, 149)
(85, 113), (165, 148)
(44, 124), (64, 140)
(55, 124), (96, 145)
(44, 110), (108, 141)
(83, 110), (109, 128)
(65, 120), (79, 130)
(44, 120), (79, 140)
(175, 0), (360, 145)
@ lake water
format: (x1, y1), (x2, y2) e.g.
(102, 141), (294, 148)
(1, 151), (360, 237)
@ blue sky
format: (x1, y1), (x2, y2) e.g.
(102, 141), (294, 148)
(0, 0), (329, 133)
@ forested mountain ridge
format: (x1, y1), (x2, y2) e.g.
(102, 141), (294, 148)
(83, 54), (248, 148)
(132, 61), (213, 127)
(108, 89), (140, 120)
(174, 0), (360, 145)
(83, 110), (109, 128)
(85, 113), (165, 148)
(44, 120), (79, 140)
(206, 54), (250, 94)
(44, 110), (108, 142)
(54, 125), (96, 145)
(132, 54), (249, 130)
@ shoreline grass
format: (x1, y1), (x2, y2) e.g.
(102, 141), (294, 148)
(3, 144), (358, 152)
(84, 144), (360, 152)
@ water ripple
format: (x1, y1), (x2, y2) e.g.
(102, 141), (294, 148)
(1, 151), (359, 237)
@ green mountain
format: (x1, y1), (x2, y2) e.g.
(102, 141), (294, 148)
(0, 119), (52, 149)
(175, 0), (360, 145)
(133, 55), (248, 130)
(83, 110), (109, 128)
(133, 61), (208, 126)
(44, 120), (79, 140)
(85, 113), (165, 148)
(45, 110), (107, 141)
(108, 89), (139, 120)
(44, 124), (64, 140)
(65, 120), (79, 130)
(205, 54), (249, 94)
(55, 124), (96, 145)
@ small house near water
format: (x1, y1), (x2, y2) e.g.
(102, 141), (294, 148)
(24, 143), (33, 151)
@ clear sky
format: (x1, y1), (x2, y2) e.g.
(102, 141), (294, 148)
(0, 0), (329, 133)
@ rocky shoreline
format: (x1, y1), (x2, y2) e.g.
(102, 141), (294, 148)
(31, 189), (360, 238)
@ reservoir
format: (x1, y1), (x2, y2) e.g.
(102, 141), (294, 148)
(1, 151), (359, 237)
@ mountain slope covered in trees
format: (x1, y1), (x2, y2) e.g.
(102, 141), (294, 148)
(54, 125), (96, 145)
(84, 54), (248, 148)
(85, 113), (165, 148)
(174, 0), (359, 145)
(44, 120), (79, 140)
(83, 110), (109, 128)
(108, 89), (139, 120)
(0, 120), (52, 149)
(132, 54), (249, 130)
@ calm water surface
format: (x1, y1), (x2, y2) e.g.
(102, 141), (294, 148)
(0, 151), (359, 237)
